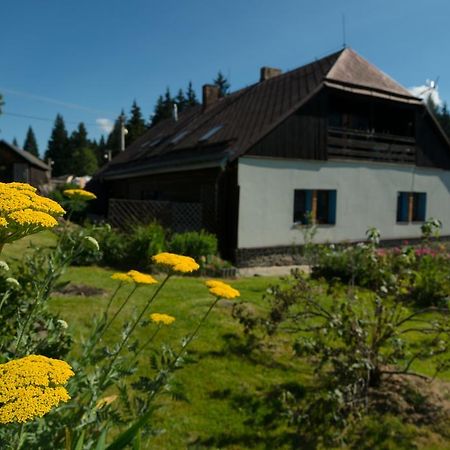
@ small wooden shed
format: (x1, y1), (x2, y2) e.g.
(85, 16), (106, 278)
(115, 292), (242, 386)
(0, 140), (50, 188)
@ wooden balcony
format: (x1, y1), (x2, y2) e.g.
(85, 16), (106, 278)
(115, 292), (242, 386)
(327, 127), (416, 164)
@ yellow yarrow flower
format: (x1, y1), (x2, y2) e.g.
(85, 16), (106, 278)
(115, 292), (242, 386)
(0, 355), (74, 424)
(1, 182), (37, 192)
(127, 270), (158, 285)
(150, 313), (176, 325)
(0, 183), (66, 245)
(205, 279), (240, 299)
(8, 209), (58, 229)
(152, 252), (199, 273)
(111, 273), (133, 283)
(63, 189), (97, 201)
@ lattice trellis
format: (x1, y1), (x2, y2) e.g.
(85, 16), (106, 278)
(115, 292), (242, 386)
(108, 198), (203, 232)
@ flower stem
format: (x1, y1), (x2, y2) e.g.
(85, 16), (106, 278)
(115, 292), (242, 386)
(133, 325), (162, 360)
(100, 274), (171, 388)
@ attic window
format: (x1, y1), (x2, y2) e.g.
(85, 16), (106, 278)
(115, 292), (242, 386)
(199, 125), (223, 142)
(142, 138), (162, 149)
(170, 130), (189, 145)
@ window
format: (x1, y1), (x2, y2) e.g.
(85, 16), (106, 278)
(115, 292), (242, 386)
(396, 192), (426, 223)
(293, 190), (336, 225)
(199, 125), (224, 142)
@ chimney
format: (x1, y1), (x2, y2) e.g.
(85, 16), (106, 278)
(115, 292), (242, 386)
(260, 67), (282, 82)
(202, 84), (220, 110)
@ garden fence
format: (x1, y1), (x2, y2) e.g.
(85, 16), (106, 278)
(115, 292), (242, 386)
(108, 198), (204, 232)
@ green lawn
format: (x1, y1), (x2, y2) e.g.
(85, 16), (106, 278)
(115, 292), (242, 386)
(4, 232), (450, 449)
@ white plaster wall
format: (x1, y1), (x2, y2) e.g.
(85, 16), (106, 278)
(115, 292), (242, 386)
(237, 157), (450, 248)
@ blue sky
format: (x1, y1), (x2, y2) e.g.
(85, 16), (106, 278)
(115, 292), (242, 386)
(1, 0), (449, 156)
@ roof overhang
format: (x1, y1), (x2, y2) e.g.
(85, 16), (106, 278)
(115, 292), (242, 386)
(324, 80), (422, 105)
(100, 151), (230, 181)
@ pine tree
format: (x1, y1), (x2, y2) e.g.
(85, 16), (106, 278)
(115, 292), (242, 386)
(126, 100), (147, 144)
(175, 89), (187, 112)
(96, 135), (108, 165)
(45, 114), (69, 176)
(71, 147), (98, 176)
(186, 81), (199, 106)
(69, 123), (89, 151)
(12, 137), (18, 147)
(151, 88), (174, 126)
(106, 111), (125, 156)
(23, 126), (39, 156)
(213, 71), (230, 97)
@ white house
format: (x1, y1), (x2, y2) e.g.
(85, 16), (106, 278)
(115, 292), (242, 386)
(93, 48), (450, 265)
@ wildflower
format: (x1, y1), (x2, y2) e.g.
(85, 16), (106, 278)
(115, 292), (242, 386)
(0, 355), (74, 424)
(84, 236), (100, 252)
(0, 218), (7, 227)
(127, 270), (158, 285)
(96, 394), (118, 410)
(63, 189), (97, 201)
(111, 272), (133, 283)
(5, 278), (20, 288)
(56, 319), (68, 329)
(205, 279), (240, 299)
(8, 209), (58, 229)
(150, 313), (176, 325)
(0, 261), (9, 271)
(2, 182), (36, 192)
(152, 252), (199, 273)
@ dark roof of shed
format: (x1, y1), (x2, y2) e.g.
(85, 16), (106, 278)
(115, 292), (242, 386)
(99, 48), (421, 180)
(0, 140), (49, 170)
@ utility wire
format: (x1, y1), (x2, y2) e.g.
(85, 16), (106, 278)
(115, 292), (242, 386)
(3, 111), (103, 127)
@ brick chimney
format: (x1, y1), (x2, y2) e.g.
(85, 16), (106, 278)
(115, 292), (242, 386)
(202, 84), (220, 110)
(260, 67), (282, 82)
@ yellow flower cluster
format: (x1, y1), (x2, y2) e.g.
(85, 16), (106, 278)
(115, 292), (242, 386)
(0, 183), (65, 243)
(111, 270), (158, 285)
(150, 313), (176, 325)
(0, 355), (74, 424)
(127, 270), (158, 285)
(63, 189), (97, 201)
(152, 252), (200, 273)
(205, 279), (240, 299)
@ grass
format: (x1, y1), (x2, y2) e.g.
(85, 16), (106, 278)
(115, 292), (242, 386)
(4, 231), (450, 449)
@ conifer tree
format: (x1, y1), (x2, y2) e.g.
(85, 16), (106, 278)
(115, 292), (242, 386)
(45, 114), (69, 176)
(213, 71), (230, 97)
(23, 126), (39, 156)
(175, 89), (187, 112)
(186, 81), (199, 106)
(71, 147), (98, 176)
(126, 100), (147, 144)
(106, 111), (125, 156)
(151, 88), (174, 126)
(12, 137), (18, 147)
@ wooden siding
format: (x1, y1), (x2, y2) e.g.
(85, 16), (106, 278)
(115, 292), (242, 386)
(415, 111), (450, 170)
(247, 93), (327, 160)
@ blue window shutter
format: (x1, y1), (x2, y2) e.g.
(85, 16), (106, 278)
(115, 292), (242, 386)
(304, 190), (313, 223)
(397, 192), (409, 222)
(328, 190), (337, 224)
(417, 193), (427, 221)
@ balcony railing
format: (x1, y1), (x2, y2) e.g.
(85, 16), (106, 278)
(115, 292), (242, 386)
(327, 126), (416, 163)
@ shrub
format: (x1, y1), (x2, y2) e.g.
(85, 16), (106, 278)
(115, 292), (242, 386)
(127, 222), (167, 269)
(169, 230), (217, 264)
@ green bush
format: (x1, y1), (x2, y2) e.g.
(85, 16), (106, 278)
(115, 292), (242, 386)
(169, 230), (217, 263)
(127, 222), (167, 269)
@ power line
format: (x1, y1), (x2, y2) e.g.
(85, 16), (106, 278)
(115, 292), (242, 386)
(1, 87), (114, 116)
(3, 111), (103, 127)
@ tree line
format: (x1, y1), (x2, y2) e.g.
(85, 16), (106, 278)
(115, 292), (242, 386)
(3, 71), (230, 177)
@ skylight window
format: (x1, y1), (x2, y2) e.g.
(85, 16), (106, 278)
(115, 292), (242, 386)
(170, 130), (188, 144)
(199, 125), (224, 142)
(141, 137), (162, 149)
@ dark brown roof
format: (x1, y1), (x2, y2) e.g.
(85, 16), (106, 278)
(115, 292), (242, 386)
(99, 48), (421, 180)
(0, 140), (49, 170)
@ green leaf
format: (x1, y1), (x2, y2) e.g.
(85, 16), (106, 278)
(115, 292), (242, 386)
(95, 429), (108, 450)
(74, 431), (85, 450)
(132, 431), (141, 450)
(105, 406), (156, 450)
